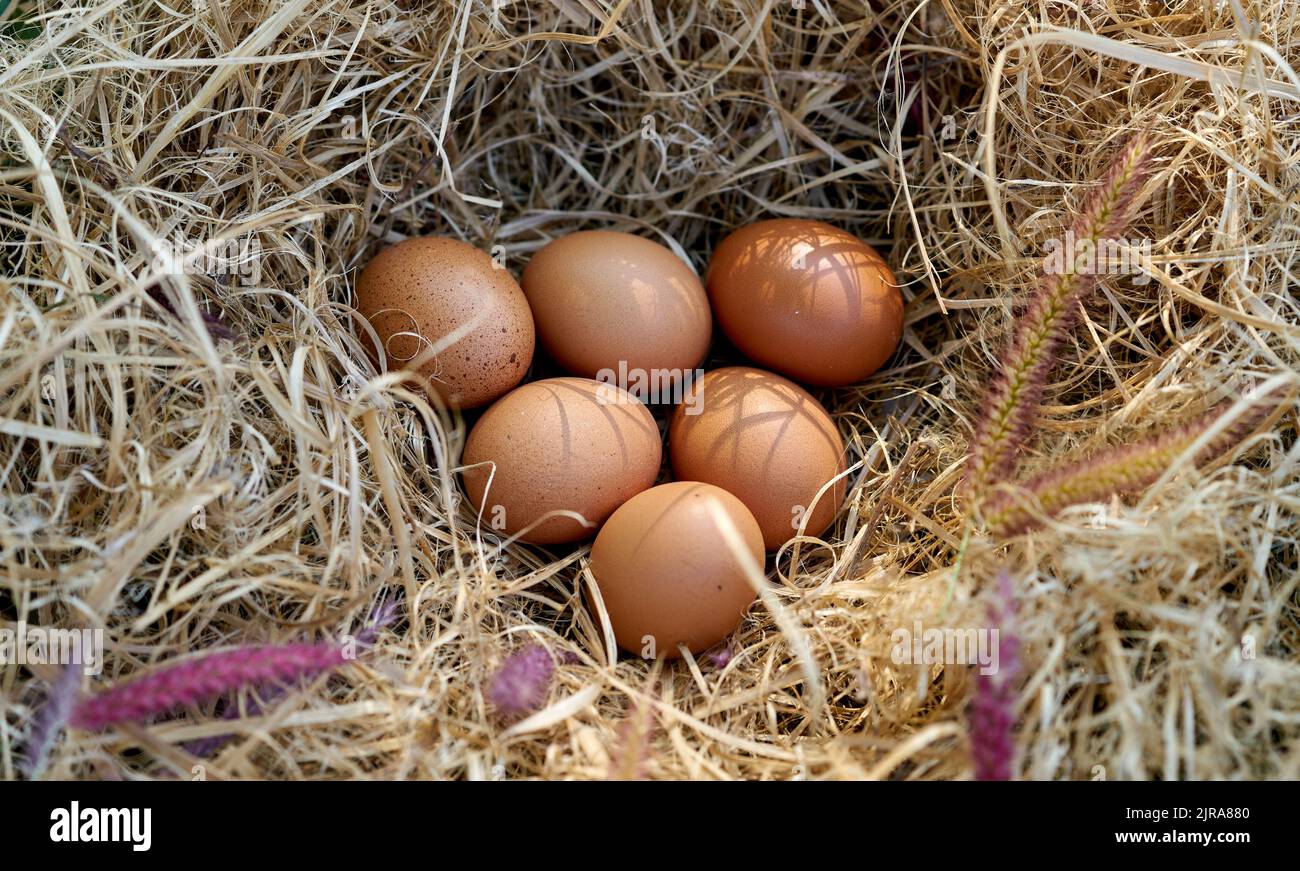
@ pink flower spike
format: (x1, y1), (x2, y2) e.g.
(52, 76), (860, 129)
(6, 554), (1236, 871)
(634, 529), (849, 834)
(983, 390), (1281, 536)
(486, 644), (554, 720)
(185, 597), (399, 756)
(965, 131), (1154, 500)
(969, 571), (1021, 781)
(70, 642), (352, 732)
(23, 662), (82, 778)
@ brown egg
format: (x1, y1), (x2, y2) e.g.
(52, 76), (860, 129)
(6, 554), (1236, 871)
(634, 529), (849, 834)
(669, 366), (847, 550)
(355, 236), (534, 409)
(521, 231), (711, 385)
(462, 377), (661, 545)
(588, 482), (763, 658)
(706, 218), (903, 386)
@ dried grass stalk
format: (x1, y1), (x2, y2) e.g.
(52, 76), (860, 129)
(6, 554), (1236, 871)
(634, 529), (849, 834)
(983, 388), (1285, 536)
(964, 131), (1154, 501)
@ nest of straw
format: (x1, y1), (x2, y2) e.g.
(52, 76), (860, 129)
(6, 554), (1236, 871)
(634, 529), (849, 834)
(2, 0), (1298, 780)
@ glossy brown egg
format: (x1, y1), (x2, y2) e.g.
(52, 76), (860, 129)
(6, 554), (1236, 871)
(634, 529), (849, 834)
(521, 231), (711, 384)
(706, 218), (903, 386)
(462, 377), (661, 545)
(355, 236), (534, 409)
(588, 482), (763, 658)
(669, 366), (847, 550)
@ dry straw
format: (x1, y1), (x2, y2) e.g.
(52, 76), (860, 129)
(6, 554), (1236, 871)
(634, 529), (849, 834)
(2, 1), (1298, 780)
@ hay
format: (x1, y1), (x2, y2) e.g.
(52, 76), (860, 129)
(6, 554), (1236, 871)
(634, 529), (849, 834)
(2, 0), (1298, 780)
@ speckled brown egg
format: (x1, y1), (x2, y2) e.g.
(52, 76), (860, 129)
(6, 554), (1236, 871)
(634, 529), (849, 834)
(706, 219), (903, 386)
(588, 482), (763, 658)
(355, 236), (534, 409)
(521, 231), (711, 382)
(669, 366), (846, 550)
(462, 377), (661, 545)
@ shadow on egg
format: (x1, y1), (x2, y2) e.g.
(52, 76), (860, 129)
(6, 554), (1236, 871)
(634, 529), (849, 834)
(705, 219), (902, 386)
(462, 377), (662, 545)
(669, 366), (847, 550)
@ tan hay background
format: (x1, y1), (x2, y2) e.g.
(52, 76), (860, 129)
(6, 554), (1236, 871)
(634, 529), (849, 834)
(2, 0), (1298, 780)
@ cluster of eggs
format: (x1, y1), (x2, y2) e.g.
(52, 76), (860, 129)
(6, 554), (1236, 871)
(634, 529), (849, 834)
(355, 220), (903, 659)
